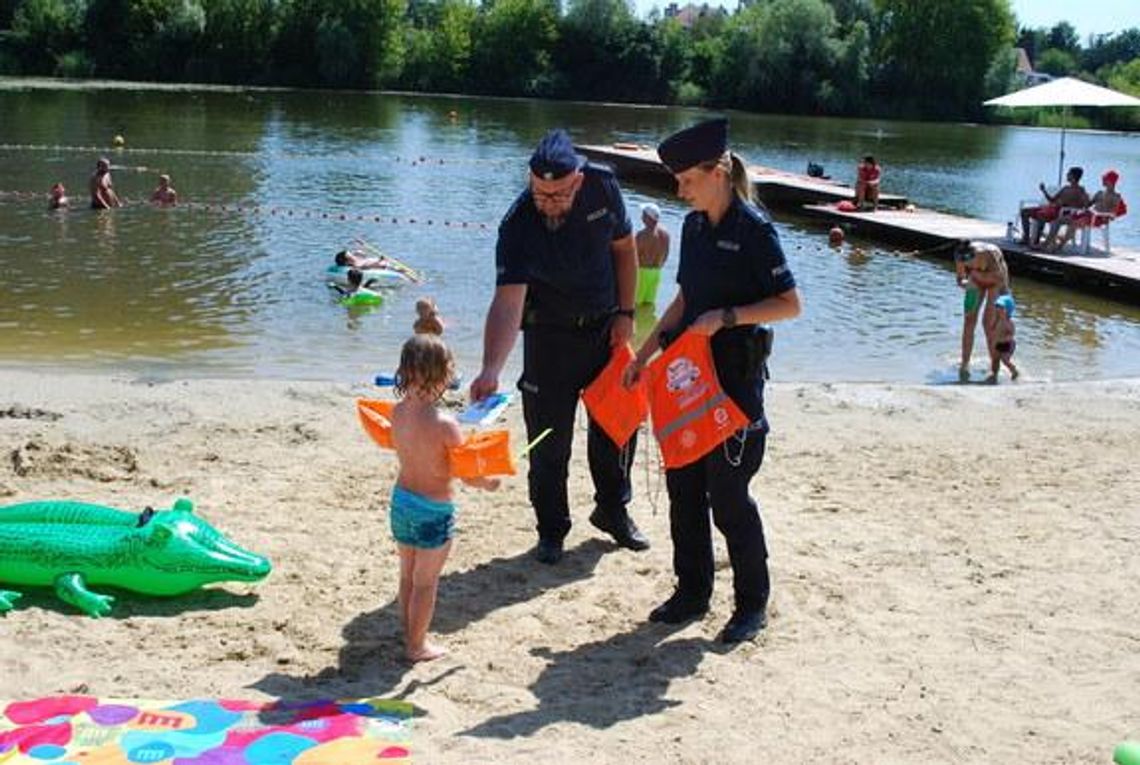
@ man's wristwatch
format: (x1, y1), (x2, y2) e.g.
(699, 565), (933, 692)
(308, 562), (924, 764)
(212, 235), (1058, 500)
(616, 308), (635, 319)
(721, 307), (737, 329)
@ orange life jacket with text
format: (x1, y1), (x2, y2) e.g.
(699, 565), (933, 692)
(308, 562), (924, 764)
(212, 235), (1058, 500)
(645, 331), (750, 469)
(581, 343), (648, 448)
(356, 399), (516, 478)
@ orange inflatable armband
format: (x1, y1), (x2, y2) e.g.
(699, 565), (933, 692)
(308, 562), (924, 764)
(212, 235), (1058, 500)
(645, 330), (749, 469)
(582, 343), (647, 447)
(357, 398), (396, 449)
(358, 398), (516, 478)
(448, 430), (516, 478)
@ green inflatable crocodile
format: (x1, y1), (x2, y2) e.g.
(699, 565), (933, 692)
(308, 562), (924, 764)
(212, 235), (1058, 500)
(0, 498), (271, 617)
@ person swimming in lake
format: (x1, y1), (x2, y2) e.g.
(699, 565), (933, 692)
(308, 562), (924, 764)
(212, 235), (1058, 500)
(48, 183), (69, 211)
(150, 174), (177, 206)
(334, 249), (390, 270)
(89, 157), (121, 209)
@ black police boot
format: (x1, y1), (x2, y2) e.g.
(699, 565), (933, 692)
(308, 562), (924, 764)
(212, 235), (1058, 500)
(719, 609), (767, 643)
(533, 538), (563, 565)
(589, 509), (650, 551)
(648, 591), (709, 624)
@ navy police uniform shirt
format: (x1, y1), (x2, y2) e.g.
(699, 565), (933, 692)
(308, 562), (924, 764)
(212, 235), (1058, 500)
(676, 196), (796, 421)
(496, 162), (632, 322)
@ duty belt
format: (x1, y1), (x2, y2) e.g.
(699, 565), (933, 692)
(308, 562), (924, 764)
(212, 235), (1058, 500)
(522, 308), (615, 330)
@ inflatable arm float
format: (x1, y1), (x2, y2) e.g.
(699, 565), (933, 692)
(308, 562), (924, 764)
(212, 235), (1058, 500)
(0, 498), (271, 617)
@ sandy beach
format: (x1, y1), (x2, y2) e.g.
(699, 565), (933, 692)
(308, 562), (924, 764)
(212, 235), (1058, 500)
(2, 368), (1138, 762)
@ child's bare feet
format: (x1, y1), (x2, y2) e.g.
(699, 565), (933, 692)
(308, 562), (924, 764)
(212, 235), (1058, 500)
(406, 642), (447, 663)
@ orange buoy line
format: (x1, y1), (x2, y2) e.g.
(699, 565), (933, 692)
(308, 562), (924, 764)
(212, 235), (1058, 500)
(0, 143), (523, 166)
(0, 190), (495, 231)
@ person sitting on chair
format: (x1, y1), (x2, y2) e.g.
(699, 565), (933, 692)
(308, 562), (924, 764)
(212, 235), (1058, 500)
(854, 155), (881, 211)
(1044, 169), (1126, 253)
(1020, 166), (1088, 248)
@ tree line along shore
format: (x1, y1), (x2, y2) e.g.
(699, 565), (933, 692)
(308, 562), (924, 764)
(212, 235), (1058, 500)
(1, 0), (1138, 128)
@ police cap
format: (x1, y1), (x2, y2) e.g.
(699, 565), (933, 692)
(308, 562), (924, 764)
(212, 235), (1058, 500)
(529, 129), (585, 180)
(657, 118), (728, 174)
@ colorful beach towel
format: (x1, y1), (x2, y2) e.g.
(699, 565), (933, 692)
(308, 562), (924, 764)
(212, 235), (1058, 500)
(0, 695), (412, 764)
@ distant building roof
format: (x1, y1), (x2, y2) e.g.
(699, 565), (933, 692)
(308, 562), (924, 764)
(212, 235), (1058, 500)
(664, 3), (726, 27)
(1012, 47), (1053, 86)
(1014, 47), (1033, 75)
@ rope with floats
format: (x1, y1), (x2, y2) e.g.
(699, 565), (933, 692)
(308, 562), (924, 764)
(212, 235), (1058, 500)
(0, 190), (496, 231)
(0, 143), (524, 166)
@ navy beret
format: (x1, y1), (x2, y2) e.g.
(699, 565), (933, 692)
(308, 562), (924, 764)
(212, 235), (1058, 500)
(657, 118), (728, 174)
(529, 129), (585, 180)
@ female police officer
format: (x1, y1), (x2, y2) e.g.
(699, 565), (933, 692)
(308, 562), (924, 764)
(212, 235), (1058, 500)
(626, 118), (801, 643)
(471, 129), (649, 565)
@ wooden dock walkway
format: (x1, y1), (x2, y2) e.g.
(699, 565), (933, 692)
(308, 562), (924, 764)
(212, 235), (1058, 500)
(575, 142), (1140, 303)
(577, 143), (909, 210)
(801, 204), (1140, 300)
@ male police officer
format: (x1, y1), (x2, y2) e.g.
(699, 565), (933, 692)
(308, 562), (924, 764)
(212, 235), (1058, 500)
(470, 129), (649, 565)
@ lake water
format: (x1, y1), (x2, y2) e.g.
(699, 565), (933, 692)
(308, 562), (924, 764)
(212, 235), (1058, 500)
(2, 83), (1139, 384)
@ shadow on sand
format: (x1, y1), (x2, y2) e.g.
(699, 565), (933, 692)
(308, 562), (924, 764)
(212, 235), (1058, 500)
(252, 539), (614, 703)
(460, 621), (717, 739)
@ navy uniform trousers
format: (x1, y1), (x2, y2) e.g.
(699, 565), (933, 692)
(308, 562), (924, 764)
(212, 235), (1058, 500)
(664, 424), (769, 612)
(520, 321), (636, 543)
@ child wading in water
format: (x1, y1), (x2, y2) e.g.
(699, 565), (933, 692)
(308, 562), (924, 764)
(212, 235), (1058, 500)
(390, 307), (497, 662)
(987, 293), (1019, 383)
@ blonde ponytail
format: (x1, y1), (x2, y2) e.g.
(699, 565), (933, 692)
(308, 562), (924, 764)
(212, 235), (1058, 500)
(728, 152), (752, 204)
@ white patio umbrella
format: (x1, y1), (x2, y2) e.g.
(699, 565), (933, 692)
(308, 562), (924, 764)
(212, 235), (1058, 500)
(984, 76), (1140, 185)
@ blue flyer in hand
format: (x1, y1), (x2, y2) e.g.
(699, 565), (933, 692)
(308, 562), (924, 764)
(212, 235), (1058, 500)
(458, 392), (513, 426)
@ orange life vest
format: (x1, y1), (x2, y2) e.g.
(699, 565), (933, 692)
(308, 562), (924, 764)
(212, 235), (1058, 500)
(645, 331), (749, 469)
(581, 343), (648, 447)
(356, 398), (516, 478)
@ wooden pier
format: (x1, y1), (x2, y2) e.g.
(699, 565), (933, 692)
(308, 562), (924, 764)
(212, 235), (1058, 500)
(577, 143), (909, 210)
(577, 142), (1140, 303)
(800, 204), (1140, 300)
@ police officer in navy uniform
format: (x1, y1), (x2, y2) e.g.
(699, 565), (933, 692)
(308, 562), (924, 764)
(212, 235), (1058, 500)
(626, 118), (802, 643)
(471, 129), (649, 565)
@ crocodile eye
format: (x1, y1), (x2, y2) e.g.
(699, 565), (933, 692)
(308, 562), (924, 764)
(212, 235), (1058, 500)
(147, 525), (173, 547)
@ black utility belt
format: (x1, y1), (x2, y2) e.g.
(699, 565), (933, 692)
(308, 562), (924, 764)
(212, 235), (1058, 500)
(660, 324), (774, 380)
(522, 309), (614, 330)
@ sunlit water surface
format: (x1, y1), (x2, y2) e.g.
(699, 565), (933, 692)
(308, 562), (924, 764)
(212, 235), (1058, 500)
(2, 86), (1138, 384)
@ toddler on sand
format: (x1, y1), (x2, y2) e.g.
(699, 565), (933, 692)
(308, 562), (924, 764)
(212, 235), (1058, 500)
(389, 308), (497, 662)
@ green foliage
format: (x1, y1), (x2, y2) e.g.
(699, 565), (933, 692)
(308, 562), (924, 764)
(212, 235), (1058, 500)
(555, 0), (667, 101)
(10, 0), (85, 73)
(272, 0), (406, 87)
(874, 0), (1014, 118)
(54, 48), (92, 75)
(469, 0), (558, 96)
(710, 0), (863, 114)
(193, 0), (277, 83)
(1036, 47), (1076, 77)
(1082, 28), (1140, 73)
(401, 0), (474, 91)
(982, 46), (1017, 100)
(1100, 57), (1140, 129)
(674, 79), (705, 106)
(1046, 21), (1078, 54)
(1, 0), (19, 26)
(0, 0), (1133, 130)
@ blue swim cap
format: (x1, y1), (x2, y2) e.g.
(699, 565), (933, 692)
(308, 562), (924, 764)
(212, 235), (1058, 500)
(994, 294), (1015, 317)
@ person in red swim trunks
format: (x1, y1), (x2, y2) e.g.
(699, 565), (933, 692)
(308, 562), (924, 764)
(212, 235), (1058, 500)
(854, 155), (881, 211)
